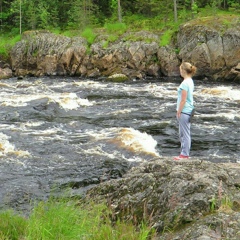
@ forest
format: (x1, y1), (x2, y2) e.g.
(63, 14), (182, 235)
(0, 0), (239, 35)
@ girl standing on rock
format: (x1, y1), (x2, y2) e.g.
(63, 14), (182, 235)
(174, 62), (197, 160)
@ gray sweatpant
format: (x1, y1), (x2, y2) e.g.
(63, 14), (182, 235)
(178, 113), (191, 156)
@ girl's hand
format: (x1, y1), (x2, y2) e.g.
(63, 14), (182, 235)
(177, 111), (181, 119)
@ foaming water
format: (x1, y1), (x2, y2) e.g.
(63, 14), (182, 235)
(0, 132), (30, 157)
(200, 86), (240, 101)
(0, 77), (240, 212)
(0, 77), (239, 165)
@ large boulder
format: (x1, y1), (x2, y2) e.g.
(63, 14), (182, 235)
(177, 16), (240, 80)
(11, 30), (87, 77)
(86, 158), (240, 239)
(90, 40), (160, 79)
(0, 66), (12, 79)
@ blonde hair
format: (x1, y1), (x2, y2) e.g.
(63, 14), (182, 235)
(180, 62), (197, 76)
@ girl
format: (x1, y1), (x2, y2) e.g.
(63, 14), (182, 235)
(174, 62), (197, 160)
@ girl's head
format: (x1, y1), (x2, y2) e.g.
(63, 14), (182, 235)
(180, 62), (197, 77)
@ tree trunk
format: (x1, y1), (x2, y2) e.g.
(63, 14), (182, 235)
(118, 0), (122, 22)
(0, 0), (2, 32)
(173, 0), (177, 22)
(191, 0), (195, 18)
(20, 0), (22, 34)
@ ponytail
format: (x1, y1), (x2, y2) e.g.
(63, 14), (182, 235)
(181, 62), (197, 76)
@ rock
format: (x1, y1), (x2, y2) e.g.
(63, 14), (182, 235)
(85, 158), (240, 239)
(158, 46), (180, 76)
(222, 29), (240, 68)
(177, 18), (240, 80)
(0, 67), (12, 79)
(17, 76), (24, 80)
(107, 73), (128, 82)
(10, 30), (87, 77)
(147, 63), (161, 77)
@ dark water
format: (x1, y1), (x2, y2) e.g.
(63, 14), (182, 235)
(0, 77), (239, 212)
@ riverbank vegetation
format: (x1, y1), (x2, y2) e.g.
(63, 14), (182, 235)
(0, 198), (156, 239)
(1, 0), (240, 34)
(0, 1), (239, 61)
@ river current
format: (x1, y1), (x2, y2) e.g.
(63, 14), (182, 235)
(0, 77), (239, 211)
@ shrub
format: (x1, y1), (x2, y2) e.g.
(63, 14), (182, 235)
(0, 35), (21, 60)
(81, 28), (97, 45)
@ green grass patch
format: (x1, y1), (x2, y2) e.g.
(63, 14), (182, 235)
(184, 13), (240, 34)
(61, 30), (83, 38)
(0, 198), (155, 240)
(0, 34), (21, 60)
(0, 210), (27, 239)
(123, 34), (157, 43)
(160, 29), (174, 47)
(104, 22), (127, 35)
(81, 28), (97, 45)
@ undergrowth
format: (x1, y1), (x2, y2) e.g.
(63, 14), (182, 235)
(0, 34), (21, 61)
(0, 198), (156, 240)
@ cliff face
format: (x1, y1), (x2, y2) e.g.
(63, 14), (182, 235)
(7, 17), (240, 81)
(177, 18), (240, 81)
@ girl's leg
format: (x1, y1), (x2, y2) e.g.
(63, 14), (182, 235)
(179, 114), (191, 156)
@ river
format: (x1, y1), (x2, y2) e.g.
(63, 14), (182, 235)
(0, 76), (239, 212)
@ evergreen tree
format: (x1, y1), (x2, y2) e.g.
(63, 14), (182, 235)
(0, 0), (239, 32)
(24, 0), (38, 30)
(67, 0), (97, 29)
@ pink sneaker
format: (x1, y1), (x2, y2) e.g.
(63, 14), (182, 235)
(173, 154), (189, 160)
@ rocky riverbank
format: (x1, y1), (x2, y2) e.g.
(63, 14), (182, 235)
(86, 158), (240, 239)
(1, 15), (239, 82)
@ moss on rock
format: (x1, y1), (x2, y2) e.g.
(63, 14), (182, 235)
(107, 73), (129, 82)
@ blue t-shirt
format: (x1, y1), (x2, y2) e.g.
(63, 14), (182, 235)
(177, 78), (194, 114)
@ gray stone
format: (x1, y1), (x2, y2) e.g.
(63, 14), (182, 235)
(85, 159), (240, 239)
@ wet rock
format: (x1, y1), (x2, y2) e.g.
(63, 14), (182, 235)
(85, 158), (240, 239)
(0, 67), (12, 80)
(228, 63), (240, 82)
(107, 73), (128, 82)
(147, 63), (161, 77)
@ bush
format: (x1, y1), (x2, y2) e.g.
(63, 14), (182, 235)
(160, 29), (174, 47)
(81, 28), (97, 45)
(0, 34), (21, 60)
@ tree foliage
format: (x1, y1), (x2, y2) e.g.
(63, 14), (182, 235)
(0, 0), (239, 33)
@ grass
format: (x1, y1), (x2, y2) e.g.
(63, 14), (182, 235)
(160, 29), (175, 47)
(81, 28), (97, 45)
(0, 34), (21, 60)
(0, 210), (27, 239)
(104, 22), (127, 35)
(0, 198), (155, 240)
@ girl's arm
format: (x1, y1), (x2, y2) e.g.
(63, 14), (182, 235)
(177, 89), (187, 118)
